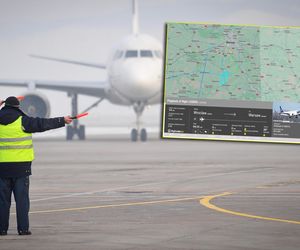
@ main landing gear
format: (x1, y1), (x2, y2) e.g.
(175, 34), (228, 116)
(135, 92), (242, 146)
(131, 102), (147, 142)
(66, 93), (103, 140)
(67, 124), (85, 140)
(65, 94), (148, 142)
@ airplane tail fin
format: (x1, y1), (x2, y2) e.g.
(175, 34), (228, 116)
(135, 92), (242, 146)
(132, 0), (139, 35)
(279, 106), (284, 113)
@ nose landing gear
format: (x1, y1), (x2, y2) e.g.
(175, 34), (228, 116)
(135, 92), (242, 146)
(131, 102), (147, 142)
(130, 127), (147, 142)
(131, 128), (138, 142)
(140, 128), (147, 141)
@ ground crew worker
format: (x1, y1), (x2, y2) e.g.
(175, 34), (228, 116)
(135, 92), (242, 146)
(0, 96), (73, 236)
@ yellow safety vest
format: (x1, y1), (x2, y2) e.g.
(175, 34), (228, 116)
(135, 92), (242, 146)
(0, 116), (34, 162)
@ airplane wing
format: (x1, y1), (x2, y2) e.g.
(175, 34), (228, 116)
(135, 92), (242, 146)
(0, 79), (108, 98)
(30, 54), (106, 69)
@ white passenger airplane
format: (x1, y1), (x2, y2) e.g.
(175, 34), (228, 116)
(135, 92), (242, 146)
(279, 106), (300, 118)
(0, 0), (163, 141)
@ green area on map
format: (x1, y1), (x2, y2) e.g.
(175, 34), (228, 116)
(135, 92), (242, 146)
(165, 23), (300, 102)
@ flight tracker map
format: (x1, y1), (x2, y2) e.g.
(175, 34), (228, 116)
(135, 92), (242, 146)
(162, 22), (300, 144)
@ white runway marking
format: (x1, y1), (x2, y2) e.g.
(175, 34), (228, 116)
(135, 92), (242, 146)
(30, 167), (273, 202)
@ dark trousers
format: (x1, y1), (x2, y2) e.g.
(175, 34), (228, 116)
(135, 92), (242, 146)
(0, 176), (30, 232)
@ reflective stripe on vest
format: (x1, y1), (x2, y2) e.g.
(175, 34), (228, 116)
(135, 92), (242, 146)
(0, 145), (33, 150)
(0, 116), (34, 162)
(0, 136), (32, 142)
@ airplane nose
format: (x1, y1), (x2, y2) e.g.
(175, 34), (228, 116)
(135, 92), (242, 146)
(127, 65), (152, 86)
(120, 61), (160, 99)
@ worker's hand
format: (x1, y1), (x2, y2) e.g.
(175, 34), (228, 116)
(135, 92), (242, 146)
(64, 116), (73, 124)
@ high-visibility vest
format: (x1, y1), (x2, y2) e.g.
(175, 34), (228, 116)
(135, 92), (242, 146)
(0, 116), (34, 162)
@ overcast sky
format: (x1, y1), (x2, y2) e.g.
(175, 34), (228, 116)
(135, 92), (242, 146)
(1, 0), (300, 127)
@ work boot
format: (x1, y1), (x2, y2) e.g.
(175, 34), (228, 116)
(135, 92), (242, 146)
(18, 230), (32, 235)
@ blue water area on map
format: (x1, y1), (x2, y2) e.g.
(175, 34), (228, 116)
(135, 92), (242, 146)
(219, 70), (229, 86)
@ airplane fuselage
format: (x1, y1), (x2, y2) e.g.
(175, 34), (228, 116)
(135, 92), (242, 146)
(280, 110), (300, 118)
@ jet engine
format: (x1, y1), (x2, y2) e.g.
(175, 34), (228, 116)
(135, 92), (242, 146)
(20, 92), (50, 118)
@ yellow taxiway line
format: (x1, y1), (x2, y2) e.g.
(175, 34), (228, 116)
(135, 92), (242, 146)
(14, 191), (300, 226)
(199, 192), (300, 225)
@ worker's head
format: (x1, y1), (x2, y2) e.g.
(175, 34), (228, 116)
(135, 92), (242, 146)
(5, 96), (20, 108)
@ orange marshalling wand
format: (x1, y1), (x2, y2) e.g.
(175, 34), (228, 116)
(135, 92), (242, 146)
(70, 112), (89, 120)
(16, 96), (25, 101)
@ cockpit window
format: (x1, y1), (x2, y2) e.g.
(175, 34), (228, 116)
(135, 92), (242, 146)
(113, 50), (123, 60)
(125, 50), (138, 58)
(140, 50), (153, 57)
(154, 50), (162, 58)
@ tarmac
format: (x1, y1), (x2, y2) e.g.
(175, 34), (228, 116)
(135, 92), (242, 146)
(0, 133), (300, 250)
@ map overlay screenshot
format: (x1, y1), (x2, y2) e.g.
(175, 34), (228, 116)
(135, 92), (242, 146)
(162, 22), (300, 143)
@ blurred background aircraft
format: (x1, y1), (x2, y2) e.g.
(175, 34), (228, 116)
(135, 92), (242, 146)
(0, 0), (299, 141)
(0, 0), (162, 141)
